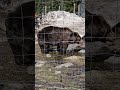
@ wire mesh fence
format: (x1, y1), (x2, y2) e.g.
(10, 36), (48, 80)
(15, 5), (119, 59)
(0, 0), (119, 90)
(85, 0), (120, 90)
(35, 0), (85, 16)
(35, 0), (85, 90)
(0, 1), (35, 90)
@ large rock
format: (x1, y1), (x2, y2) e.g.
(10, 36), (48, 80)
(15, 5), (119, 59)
(86, 41), (112, 61)
(37, 11), (85, 53)
(108, 39), (120, 53)
(38, 11), (85, 38)
(0, 0), (35, 65)
(86, 70), (120, 90)
(63, 56), (85, 66)
(106, 23), (120, 41)
(0, 0), (34, 31)
(86, 0), (120, 28)
(85, 10), (111, 41)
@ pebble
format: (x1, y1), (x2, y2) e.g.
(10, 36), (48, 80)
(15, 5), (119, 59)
(55, 63), (73, 69)
(35, 61), (46, 68)
(78, 49), (85, 54)
(55, 71), (61, 75)
(46, 54), (51, 57)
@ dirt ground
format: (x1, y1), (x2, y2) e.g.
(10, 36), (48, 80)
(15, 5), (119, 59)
(0, 41), (34, 90)
(35, 43), (85, 90)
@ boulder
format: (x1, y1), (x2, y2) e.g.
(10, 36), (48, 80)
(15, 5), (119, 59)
(86, 0), (120, 28)
(5, 1), (35, 65)
(85, 10), (111, 41)
(66, 43), (81, 52)
(86, 70), (120, 90)
(86, 41), (112, 61)
(108, 39), (120, 53)
(37, 11), (85, 53)
(63, 56), (85, 66)
(38, 11), (85, 38)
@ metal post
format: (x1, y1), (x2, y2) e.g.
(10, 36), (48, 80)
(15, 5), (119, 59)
(61, 0), (63, 11)
(73, 3), (76, 14)
(59, 6), (61, 11)
(78, 3), (80, 16)
(45, 5), (47, 15)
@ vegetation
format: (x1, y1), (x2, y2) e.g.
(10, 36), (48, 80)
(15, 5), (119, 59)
(35, 0), (82, 14)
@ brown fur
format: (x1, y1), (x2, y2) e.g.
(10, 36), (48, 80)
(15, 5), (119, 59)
(37, 26), (81, 53)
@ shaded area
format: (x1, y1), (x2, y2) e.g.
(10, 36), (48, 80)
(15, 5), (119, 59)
(6, 1), (35, 66)
(85, 9), (120, 90)
(0, 1), (35, 90)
